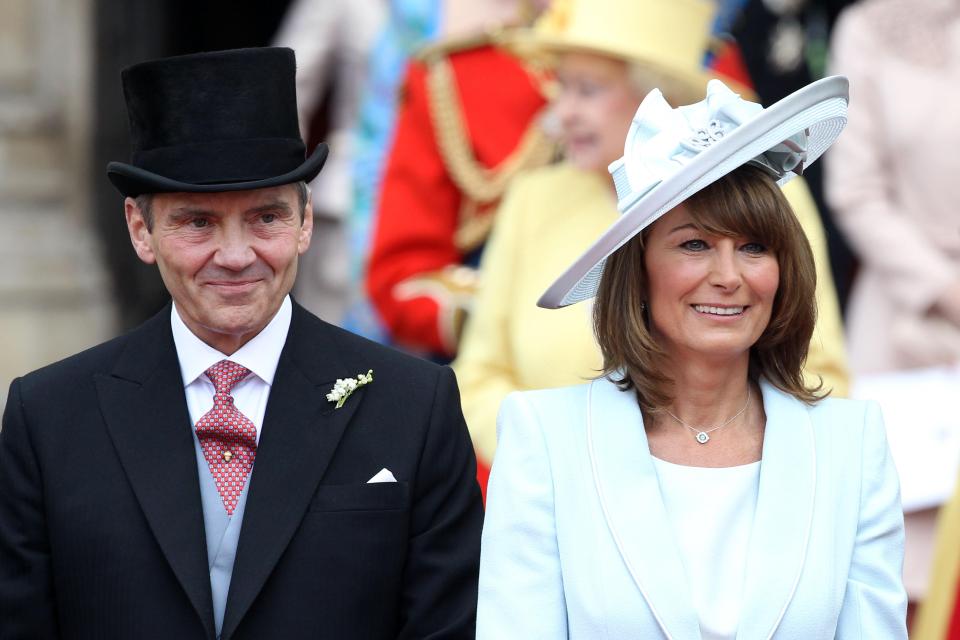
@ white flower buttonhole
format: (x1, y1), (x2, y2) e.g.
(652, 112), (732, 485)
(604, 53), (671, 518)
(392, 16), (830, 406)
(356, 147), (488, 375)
(326, 369), (374, 409)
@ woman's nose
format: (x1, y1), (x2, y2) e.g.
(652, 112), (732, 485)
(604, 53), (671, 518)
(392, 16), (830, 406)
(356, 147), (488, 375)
(554, 92), (579, 127)
(708, 244), (742, 290)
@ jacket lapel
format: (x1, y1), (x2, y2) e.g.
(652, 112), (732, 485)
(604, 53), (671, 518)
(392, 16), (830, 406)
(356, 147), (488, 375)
(735, 380), (816, 640)
(95, 307), (217, 640)
(221, 304), (366, 639)
(588, 378), (701, 640)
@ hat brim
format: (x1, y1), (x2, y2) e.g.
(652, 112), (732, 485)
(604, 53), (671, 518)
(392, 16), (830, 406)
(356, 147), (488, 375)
(537, 75), (849, 309)
(516, 33), (756, 103)
(106, 142), (329, 198)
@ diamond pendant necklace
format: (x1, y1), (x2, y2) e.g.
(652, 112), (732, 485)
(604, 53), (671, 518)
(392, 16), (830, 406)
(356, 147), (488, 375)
(663, 386), (751, 444)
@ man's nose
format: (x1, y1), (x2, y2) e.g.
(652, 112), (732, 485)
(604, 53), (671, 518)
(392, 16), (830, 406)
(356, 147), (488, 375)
(213, 226), (256, 270)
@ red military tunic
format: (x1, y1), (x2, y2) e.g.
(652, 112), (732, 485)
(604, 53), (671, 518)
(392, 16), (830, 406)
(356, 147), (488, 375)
(366, 36), (551, 358)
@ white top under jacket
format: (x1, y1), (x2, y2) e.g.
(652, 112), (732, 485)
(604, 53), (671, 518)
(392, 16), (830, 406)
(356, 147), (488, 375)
(477, 377), (908, 640)
(653, 457), (761, 640)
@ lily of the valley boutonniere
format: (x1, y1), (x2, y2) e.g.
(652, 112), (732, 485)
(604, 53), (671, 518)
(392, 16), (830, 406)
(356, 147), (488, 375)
(326, 370), (374, 409)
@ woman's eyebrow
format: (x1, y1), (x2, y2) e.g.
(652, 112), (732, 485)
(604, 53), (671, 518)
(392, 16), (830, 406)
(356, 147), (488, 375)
(667, 223), (697, 235)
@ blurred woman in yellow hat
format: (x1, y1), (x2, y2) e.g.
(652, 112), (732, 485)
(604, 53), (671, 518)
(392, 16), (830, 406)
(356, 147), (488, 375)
(451, 0), (849, 476)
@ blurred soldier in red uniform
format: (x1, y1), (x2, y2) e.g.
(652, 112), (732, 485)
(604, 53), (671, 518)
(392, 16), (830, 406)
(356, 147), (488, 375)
(366, 27), (554, 361)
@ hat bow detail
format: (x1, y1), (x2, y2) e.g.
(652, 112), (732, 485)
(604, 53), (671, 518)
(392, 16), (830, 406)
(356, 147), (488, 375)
(609, 80), (808, 215)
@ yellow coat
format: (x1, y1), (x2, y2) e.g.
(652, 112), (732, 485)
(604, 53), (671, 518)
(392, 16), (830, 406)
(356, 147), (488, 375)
(453, 163), (850, 464)
(912, 473), (960, 639)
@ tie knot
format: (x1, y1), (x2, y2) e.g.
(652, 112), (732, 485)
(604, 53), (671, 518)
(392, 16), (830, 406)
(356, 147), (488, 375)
(205, 359), (251, 396)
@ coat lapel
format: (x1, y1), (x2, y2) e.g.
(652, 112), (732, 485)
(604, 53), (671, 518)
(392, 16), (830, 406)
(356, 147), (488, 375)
(221, 305), (366, 639)
(735, 380), (816, 640)
(95, 308), (217, 640)
(588, 379), (701, 640)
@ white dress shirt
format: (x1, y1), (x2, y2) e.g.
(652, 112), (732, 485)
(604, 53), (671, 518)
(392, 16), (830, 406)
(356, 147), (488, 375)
(171, 296), (292, 440)
(652, 457), (761, 640)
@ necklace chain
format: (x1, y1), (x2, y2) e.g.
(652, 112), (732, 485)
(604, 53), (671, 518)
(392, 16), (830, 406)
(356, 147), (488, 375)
(662, 387), (751, 444)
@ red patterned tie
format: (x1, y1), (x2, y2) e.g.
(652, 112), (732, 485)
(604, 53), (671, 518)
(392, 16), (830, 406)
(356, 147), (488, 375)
(194, 360), (258, 515)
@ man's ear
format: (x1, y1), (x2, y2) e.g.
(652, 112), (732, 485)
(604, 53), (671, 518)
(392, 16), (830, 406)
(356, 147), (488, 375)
(298, 188), (313, 255)
(125, 197), (157, 264)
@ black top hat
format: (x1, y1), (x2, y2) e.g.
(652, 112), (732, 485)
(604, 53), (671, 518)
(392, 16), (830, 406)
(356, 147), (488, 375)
(107, 47), (328, 197)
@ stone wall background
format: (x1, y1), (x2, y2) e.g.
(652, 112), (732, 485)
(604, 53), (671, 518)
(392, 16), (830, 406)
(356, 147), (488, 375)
(0, 0), (113, 409)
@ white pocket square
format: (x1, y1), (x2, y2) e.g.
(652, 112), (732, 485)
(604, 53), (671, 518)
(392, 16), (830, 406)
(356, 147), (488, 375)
(367, 468), (397, 483)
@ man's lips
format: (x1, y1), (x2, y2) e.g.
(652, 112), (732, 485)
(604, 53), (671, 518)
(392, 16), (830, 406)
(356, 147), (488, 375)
(204, 279), (263, 293)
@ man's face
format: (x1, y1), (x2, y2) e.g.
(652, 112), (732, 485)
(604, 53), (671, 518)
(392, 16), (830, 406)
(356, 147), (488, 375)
(125, 184), (312, 354)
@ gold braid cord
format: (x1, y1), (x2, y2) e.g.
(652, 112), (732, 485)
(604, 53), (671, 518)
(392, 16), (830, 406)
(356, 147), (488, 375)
(425, 55), (555, 252)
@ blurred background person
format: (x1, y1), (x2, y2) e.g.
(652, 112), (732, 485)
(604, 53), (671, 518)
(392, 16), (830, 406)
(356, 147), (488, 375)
(273, 0), (388, 324)
(914, 470), (960, 639)
(330, 0), (443, 345)
(453, 0), (849, 490)
(364, 0), (555, 364)
(826, 0), (960, 615)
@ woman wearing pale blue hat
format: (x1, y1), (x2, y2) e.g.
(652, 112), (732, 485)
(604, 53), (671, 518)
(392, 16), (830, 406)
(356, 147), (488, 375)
(477, 77), (907, 639)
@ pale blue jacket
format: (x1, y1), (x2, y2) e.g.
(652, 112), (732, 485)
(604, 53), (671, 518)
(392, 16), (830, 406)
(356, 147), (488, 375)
(478, 378), (908, 639)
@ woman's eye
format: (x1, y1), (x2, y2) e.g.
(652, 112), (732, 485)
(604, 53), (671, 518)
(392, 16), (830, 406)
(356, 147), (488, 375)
(578, 82), (602, 97)
(741, 242), (767, 254)
(680, 239), (708, 251)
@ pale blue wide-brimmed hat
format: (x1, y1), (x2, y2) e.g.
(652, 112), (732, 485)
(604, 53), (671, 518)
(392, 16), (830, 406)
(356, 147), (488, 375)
(538, 75), (849, 309)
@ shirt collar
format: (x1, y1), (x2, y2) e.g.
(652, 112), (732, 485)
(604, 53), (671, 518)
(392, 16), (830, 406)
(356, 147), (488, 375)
(170, 296), (292, 387)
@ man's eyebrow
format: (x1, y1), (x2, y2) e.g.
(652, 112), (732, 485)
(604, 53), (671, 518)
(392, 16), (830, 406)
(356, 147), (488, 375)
(168, 206), (216, 221)
(246, 200), (294, 214)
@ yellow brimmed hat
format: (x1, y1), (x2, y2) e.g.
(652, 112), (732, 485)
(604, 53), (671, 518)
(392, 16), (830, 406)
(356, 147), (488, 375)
(525, 0), (752, 103)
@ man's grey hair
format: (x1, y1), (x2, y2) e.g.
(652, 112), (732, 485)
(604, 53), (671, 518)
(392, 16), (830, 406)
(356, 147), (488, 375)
(135, 181), (309, 231)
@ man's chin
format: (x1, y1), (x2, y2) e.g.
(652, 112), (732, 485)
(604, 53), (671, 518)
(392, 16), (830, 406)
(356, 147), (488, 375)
(198, 306), (269, 338)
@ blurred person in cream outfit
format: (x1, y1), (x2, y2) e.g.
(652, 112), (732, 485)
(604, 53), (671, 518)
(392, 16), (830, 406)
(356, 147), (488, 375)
(826, 0), (960, 609)
(452, 0), (850, 470)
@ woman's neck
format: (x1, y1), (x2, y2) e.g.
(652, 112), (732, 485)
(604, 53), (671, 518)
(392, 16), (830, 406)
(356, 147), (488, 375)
(645, 354), (764, 467)
(662, 356), (752, 425)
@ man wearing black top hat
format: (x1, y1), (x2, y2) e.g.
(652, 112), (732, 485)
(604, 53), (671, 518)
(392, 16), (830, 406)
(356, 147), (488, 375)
(0, 48), (483, 640)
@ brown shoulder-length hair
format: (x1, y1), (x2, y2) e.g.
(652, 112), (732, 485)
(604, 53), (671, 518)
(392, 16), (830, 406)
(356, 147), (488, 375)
(593, 164), (823, 410)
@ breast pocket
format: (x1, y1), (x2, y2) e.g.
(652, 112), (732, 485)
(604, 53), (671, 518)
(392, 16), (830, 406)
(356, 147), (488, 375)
(308, 481), (410, 512)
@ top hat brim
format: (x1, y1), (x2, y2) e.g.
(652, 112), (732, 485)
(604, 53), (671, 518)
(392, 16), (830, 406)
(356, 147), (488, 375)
(538, 76), (849, 309)
(107, 142), (329, 198)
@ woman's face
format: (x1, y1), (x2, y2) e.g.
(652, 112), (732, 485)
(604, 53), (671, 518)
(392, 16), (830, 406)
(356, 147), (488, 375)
(643, 203), (780, 365)
(554, 53), (642, 172)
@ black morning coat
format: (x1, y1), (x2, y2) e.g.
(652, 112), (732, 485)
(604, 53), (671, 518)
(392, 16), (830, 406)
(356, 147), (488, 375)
(0, 301), (484, 639)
